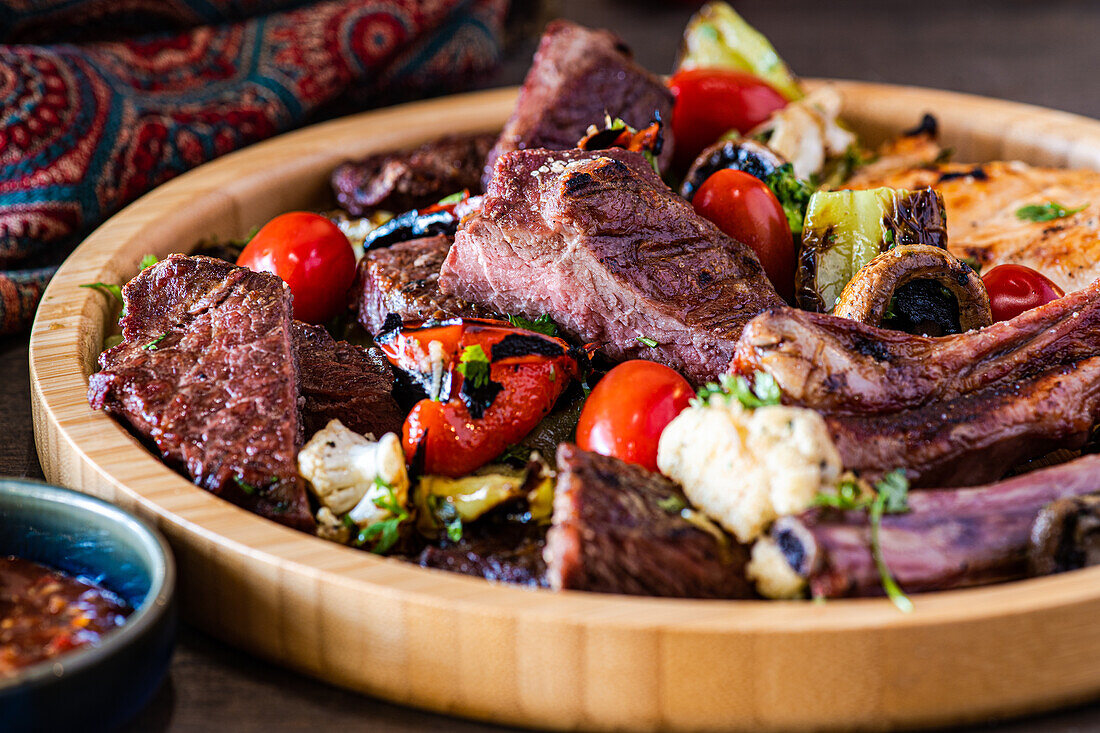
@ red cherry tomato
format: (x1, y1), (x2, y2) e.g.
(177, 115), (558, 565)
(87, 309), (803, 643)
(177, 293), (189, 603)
(692, 169), (795, 301)
(237, 212), (356, 324)
(576, 361), (694, 472)
(668, 68), (787, 169)
(982, 264), (1065, 322)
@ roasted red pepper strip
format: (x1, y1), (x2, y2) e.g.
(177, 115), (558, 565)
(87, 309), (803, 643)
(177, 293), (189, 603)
(378, 319), (582, 476)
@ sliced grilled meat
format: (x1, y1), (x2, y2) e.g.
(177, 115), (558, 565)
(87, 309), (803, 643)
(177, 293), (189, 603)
(353, 234), (493, 334)
(829, 356), (1100, 487)
(88, 255), (313, 530)
(483, 19), (674, 188)
(415, 523), (548, 588)
(545, 444), (753, 598)
(332, 133), (496, 216)
(441, 147), (784, 386)
(292, 322), (405, 439)
(767, 454), (1100, 598)
(733, 278), (1100, 415)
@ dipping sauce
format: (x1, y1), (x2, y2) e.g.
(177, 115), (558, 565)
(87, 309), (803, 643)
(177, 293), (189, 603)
(0, 556), (131, 674)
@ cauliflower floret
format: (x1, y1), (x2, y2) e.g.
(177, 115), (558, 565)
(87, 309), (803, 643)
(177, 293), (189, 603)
(656, 396), (841, 543)
(297, 419), (409, 517)
(747, 536), (807, 600)
(750, 85), (856, 180)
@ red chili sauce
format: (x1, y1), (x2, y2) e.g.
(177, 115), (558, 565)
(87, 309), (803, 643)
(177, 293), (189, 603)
(0, 556), (131, 674)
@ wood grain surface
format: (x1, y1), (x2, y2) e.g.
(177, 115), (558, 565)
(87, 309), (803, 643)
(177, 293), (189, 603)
(28, 78), (1100, 733)
(7, 2), (1100, 731)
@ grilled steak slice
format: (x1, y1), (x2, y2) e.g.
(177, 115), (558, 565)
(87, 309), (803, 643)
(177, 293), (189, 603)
(767, 454), (1100, 598)
(1028, 493), (1100, 576)
(416, 523), (548, 587)
(828, 356), (1100, 487)
(87, 255), (312, 530)
(733, 278), (1100, 415)
(292, 322), (404, 439)
(545, 444), (753, 598)
(353, 234), (493, 334)
(441, 148), (784, 386)
(483, 19), (674, 188)
(332, 133), (496, 216)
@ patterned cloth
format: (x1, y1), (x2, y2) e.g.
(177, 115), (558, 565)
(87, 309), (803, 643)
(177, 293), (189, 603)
(0, 0), (509, 334)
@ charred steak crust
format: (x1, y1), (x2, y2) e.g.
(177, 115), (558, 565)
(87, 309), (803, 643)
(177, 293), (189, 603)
(332, 133), (496, 216)
(88, 255), (313, 530)
(353, 234), (493, 334)
(440, 147), (784, 386)
(483, 19), (674, 189)
(545, 444), (753, 598)
(292, 322), (405, 439)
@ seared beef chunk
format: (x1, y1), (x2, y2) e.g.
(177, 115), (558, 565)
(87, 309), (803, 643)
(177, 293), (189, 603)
(828, 356), (1100, 487)
(733, 277), (1100, 416)
(88, 255), (312, 530)
(354, 234), (494, 334)
(545, 444), (753, 598)
(440, 147), (784, 386)
(332, 133), (496, 216)
(1029, 493), (1100, 576)
(771, 454), (1100, 598)
(483, 19), (674, 188)
(416, 522), (548, 587)
(292, 322), (404, 438)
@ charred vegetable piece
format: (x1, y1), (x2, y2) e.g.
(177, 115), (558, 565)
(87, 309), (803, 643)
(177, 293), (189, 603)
(361, 192), (477, 250)
(377, 318), (584, 476)
(833, 244), (992, 335)
(749, 86), (857, 181)
(577, 115), (664, 172)
(414, 460), (555, 539)
(675, 1), (802, 101)
(1029, 493), (1100, 576)
(796, 187), (947, 312)
(679, 138), (785, 202)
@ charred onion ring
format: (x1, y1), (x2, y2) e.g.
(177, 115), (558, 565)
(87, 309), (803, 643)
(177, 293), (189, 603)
(834, 244), (992, 332)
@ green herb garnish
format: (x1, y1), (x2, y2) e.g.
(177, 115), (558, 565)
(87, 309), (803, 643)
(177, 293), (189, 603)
(234, 477), (257, 495)
(657, 495), (687, 513)
(456, 344), (491, 389)
(355, 478), (409, 555)
(1016, 201), (1087, 223)
(81, 282), (123, 303)
(636, 336), (659, 348)
(143, 333), (168, 350)
(763, 163), (814, 236)
(445, 515), (463, 542)
(437, 191), (467, 206)
(139, 254), (159, 269)
(691, 371), (781, 409)
(507, 313), (559, 337)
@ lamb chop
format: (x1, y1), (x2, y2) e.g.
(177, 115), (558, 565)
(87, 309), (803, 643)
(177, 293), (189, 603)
(763, 453), (1100, 599)
(483, 19), (674, 188)
(88, 255), (313, 530)
(439, 147), (784, 386)
(545, 444), (753, 598)
(732, 277), (1100, 415)
(828, 356), (1100, 486)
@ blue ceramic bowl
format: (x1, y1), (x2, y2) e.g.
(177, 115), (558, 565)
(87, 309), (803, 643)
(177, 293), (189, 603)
(0, 479), (176, 733)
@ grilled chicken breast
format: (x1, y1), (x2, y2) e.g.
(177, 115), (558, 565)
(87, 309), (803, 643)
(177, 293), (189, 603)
(846, 160), (1100, 293)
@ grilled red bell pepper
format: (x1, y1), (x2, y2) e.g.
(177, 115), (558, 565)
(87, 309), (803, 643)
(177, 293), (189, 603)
(378, 319), (583, 476)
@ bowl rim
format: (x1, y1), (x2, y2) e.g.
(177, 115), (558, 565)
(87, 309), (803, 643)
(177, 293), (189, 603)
(0, 478), (176, 692)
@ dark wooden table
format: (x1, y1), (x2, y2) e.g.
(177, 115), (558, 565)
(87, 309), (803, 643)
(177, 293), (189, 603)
(7, 0), (1100, 729)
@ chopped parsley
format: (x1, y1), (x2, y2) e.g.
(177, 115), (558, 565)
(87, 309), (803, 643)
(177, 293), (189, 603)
(763, 163), (814, 236)
(355, 478), (409, 555)
(80, 282), (123, 303)
(436, 190), (468, 206)
(812, 469), (913, 612)
(234, 477), (257, 495)
(139, 253), (159, 269)
(693, 371), (781, 410)
(444, 515), (463, 542)
(428, 494), (464, 542)
(636, 336), (659, 348)
(1016, 201), (1087, 223)
(657, 495), (687, 513)
(507, 313), (559, 337)
(143, 333), (168, 350)
(456, 344), (491, 389)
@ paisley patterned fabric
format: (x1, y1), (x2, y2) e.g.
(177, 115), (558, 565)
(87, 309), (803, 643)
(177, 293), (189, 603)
(0, 0), (509, 333)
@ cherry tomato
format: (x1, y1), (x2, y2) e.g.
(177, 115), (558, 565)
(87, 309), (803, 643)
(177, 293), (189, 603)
(692, 169), (795, 301)
(237, 212), (356, 324)
(982, 264), (1065, 322)
(668, 68), (787, 169)
(576, 361), (694, 472)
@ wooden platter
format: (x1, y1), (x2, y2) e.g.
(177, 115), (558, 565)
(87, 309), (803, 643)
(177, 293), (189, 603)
(28, 81), (1100, 732)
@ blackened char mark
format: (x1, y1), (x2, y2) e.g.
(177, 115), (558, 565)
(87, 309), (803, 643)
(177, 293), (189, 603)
(492, 334), (567, 360)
